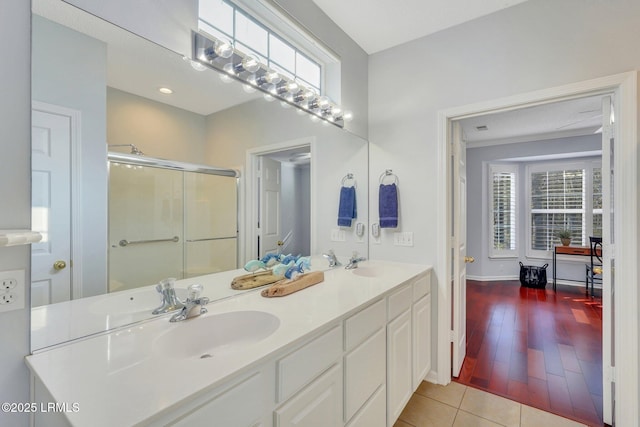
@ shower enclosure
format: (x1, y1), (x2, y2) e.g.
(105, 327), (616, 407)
(108, 153), (239, 292)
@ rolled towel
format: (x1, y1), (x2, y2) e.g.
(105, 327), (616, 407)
(379, 183), (398, 228)
(337, 186), (357, 227)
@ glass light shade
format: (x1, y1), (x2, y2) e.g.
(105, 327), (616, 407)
(317, 96), (330, 108)
(264, 70), (281, 84)
(219, 62), (236, 83)
(286, 82), (299, 93)
(241, 55), (261, 73)
(343, 111), (354, 122)
(214, 39), (234, 59)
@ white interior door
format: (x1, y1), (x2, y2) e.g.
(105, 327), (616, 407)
(31, 109), (72, 306)
(258, 156), (281, 257)
(601, 95), (614, 425)
(452, 121), (469, 377)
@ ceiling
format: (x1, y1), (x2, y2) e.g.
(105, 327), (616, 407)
(312, 0), (529, 54)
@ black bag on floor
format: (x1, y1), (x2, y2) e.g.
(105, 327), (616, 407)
(519, 262), (548, 288)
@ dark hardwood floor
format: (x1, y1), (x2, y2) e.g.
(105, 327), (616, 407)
(454, 280), (603, 426)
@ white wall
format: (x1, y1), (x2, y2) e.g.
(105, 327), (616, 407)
(0, 1), (32, 425)
(369, 0), (640, 387)
(32, 15), (108, 298)
(466, 135), (602, 281)
(280, 162), (311, 256)
(107, 88), (207, 163)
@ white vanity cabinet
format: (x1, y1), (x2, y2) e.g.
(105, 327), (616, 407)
(28, 265), (433, 427)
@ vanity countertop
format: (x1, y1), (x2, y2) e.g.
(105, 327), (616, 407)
(26, 259), (431, 427)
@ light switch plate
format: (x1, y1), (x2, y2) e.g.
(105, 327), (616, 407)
(393, 232), (414, 247)
(330, 229), (346, 242)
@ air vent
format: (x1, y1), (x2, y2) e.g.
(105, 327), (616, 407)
(476, 125), (488, 131)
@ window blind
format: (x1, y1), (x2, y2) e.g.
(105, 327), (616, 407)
(491, 171), (516, 251)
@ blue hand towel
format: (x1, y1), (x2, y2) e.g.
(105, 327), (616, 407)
(379, 183), (398, 228)
(337, 186), (357, 227)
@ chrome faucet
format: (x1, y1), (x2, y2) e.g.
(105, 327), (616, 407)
(152, 278), (185, 315)
(345, 252), (366, 270)
(170, 284), (209, 322)
(322, 249), (341, 268)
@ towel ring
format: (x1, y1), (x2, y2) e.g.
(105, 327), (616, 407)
(341, 173), (356, 188)
(379, 169), (398, 185)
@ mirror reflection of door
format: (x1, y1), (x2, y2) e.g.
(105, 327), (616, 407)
(257, 150), (311, 259)
(31, 106), (72, 306)
(258, 156), (281, 257)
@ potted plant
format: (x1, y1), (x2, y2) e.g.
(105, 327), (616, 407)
(557, 229), (572, 246)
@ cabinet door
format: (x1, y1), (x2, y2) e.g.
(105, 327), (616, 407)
(345, 328), (385, 421)
(345, 385), (386, 427)
(275, 363), (342, 427)
(387, 309), (412, 427)
(412, 294), (431, 389)
(169, 372), (264, 427)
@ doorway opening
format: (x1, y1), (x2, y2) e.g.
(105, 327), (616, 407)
(451, 93), (607, 425)
(244, 138), (314, 264)
(438, 72), (640, 427)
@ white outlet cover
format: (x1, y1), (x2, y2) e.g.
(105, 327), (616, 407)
(0, 269), (25, 313)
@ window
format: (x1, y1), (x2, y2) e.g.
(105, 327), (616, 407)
(489, 164), (517, 257)
(198, 0), (323, 94)
(527, 161), (601, 256)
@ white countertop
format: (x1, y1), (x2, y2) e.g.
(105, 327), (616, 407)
(26, 259), (430, 427)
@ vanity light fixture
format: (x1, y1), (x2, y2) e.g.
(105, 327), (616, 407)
(192, 31), (353, 127)
(158, 87), (173, 94)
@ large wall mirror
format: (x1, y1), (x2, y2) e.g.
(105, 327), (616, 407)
(31, 0), (368, 351)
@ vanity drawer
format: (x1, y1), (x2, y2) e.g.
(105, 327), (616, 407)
(412, 274), (430, 302)
(345, 299), (385, 351)
(387, 284), (412, 321)
(277, 324), (342, 402)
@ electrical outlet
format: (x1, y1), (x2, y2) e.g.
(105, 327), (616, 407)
(0, 269), (25, 313)
(1, 278), (17, 291)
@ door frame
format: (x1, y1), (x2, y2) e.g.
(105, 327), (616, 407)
(243, 137), (316, 264)
(436, 72), (638, 425)
(31, 101), (83, 300)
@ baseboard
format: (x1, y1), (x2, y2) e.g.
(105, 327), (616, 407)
(467, 275), (602, 290)
(467, 275), (517, 281)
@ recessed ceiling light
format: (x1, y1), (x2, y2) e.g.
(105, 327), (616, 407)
(158, 87), (173, 94)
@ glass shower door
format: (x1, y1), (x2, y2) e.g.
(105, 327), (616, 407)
(184, 172), (238, 278)
(108, 164), (184, 292)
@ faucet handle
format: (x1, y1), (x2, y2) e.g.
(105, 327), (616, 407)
(158, 277), (176, 291)
(351, 251), (359, 261)
(187, 284), (203, 301)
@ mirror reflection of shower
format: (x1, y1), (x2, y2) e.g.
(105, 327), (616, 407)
(108, 143), (145, 155)
(108, 153), (239, 292)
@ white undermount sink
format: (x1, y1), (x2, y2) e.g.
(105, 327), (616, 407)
(88, 288), (188, 315)
(155, 310), (280, 359)
(350, 265), (384, 278)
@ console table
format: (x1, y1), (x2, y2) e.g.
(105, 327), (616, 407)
(552, 245), (600, 292)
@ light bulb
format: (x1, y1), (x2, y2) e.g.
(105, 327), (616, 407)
(214, 39), (234, 59)
(241, 55), (260, 73)
(317, 96), (330, 108)
(264, 70), (281, 84)
(286, 82), (299, 93)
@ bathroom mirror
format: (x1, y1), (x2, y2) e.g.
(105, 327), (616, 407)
(31, 0), (368, 350)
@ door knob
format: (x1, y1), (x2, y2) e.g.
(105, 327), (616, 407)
(464, 256), (475, 263)
(53, 260), (67, 271)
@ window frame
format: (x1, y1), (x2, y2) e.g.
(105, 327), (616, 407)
(488, 163), (518, 258)
(198, 0), (324, 94)
(525, 159), (602, 259)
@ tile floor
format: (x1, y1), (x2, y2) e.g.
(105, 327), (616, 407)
(394, 381), (588, 427)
